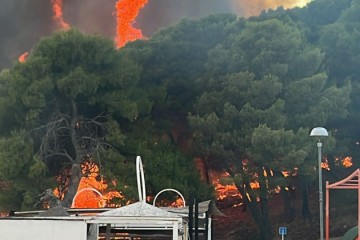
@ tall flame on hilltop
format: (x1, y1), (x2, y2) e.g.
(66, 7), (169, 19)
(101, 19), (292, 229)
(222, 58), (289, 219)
(51, 0), (70, 30)
(115, 0), (148, 48)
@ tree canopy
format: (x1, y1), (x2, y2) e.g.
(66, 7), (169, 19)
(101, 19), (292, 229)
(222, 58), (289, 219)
(0, 29), (210, 210)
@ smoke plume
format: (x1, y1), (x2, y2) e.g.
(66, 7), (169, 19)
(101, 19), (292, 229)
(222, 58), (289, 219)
(0, 0), (310, 70)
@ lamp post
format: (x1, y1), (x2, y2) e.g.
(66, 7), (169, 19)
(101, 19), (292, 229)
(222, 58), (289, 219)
(310, 127), (328, 240)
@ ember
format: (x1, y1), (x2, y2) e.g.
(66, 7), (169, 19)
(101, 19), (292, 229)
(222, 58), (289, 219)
(335, 156), (353, 168)
(18, 52), (28, 63)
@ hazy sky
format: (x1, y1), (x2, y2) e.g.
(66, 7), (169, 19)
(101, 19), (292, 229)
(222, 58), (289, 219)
(0, 0), (311, 70)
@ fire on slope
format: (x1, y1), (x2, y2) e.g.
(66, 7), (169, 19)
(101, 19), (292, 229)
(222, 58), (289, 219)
(53, 159), (186, 209)
(209, 155), (353, 208)
(209, 170), (243, 208)
(51, 152), (352, 209)
(320, 156), (353, 171)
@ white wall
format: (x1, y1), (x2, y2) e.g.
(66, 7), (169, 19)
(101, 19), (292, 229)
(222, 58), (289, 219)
(0, 219), (87, 240)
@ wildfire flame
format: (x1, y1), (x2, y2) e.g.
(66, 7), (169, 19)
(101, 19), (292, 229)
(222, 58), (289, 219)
(18, 52), (29, 63)
(54, 160), (124, 208)
(335, 156), (353, 168)
(209, 171), (242, 201)
(51, 0), (70, 30)
(320, 156), (353, 171)
(115, 0), (148, 48)
(321, 159), (330, 171)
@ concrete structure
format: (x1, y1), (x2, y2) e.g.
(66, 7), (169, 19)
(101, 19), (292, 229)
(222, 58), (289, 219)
(0, 215), (184, 240)
(0, 202), (187, 240)
(0, 218), (88, 240)
(98, 201), (187, 239)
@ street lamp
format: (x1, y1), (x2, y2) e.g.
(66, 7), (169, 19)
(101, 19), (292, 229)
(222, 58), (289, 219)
(310, 127), (328, 240)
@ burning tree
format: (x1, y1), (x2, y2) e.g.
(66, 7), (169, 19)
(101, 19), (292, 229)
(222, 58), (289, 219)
(0, 29), (151, 209)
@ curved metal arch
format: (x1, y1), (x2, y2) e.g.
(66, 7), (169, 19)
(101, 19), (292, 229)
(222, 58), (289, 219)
(136, 156), (146, 202)
(71, 187), (103, 208)
(153, 188), (186, 207)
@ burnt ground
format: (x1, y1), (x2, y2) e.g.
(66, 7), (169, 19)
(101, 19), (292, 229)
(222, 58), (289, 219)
(212, 193), (358, 240)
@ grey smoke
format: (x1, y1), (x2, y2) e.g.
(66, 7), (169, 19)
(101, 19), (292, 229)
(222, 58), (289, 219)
(0, 0), (237, 70)
(0, 0), (53, 69)
(136, 0), (236, 36)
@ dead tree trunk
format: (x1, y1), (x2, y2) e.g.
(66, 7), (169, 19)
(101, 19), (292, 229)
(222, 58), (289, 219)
(229, 168), (273, 240)
(62, 163), (82, 207)
(62, 101), (84, 208)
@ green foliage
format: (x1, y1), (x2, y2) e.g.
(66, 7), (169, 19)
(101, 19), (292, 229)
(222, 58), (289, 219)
(184, 8), (352, 236)
(0, 28), (215, 210)
(0, 29), (146, 209)
(0, 130), (34, 179)
(137, 141), (213, 201)
(0, 131), (53, 210)
(283, 73), (351, 128)
(207, 18), (302, 77)
(250, 125), (309, 170)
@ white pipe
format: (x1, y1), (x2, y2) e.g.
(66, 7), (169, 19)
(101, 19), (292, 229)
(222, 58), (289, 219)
(153, 188), (186, 207)
(136, 156), (146, 202)
(71, 188), (103, 208)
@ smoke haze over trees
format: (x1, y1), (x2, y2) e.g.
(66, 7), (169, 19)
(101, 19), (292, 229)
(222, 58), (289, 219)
(0, 0), (310, 70)
(0, 0), (232, 69)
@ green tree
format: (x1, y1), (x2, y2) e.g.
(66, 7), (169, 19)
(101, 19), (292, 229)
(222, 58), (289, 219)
(0, 29), (149, 209)
(188, 17), (350, 239)
(0, 28), (214, 211)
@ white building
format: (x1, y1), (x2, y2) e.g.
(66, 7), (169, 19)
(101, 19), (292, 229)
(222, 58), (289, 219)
(0, 202), (187, 240)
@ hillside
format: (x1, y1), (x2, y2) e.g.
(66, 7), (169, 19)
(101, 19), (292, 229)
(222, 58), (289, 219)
(213, 190), (358, 239)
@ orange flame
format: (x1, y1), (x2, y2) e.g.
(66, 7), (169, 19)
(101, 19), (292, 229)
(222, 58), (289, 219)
(18, 52), (29, 63)
(209, 171), (242, 201)
(115, 0), (148, 48)
(321, 159), (330, 171)
(51, 0), (70, 30)
(54, 161), (124, 208)
(321, 156), (354, 170)
(335, 156), (353, 168)
(342, 156), (353, 168)
(250, 181), (260, 189)
(72, 161), (124, 208)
